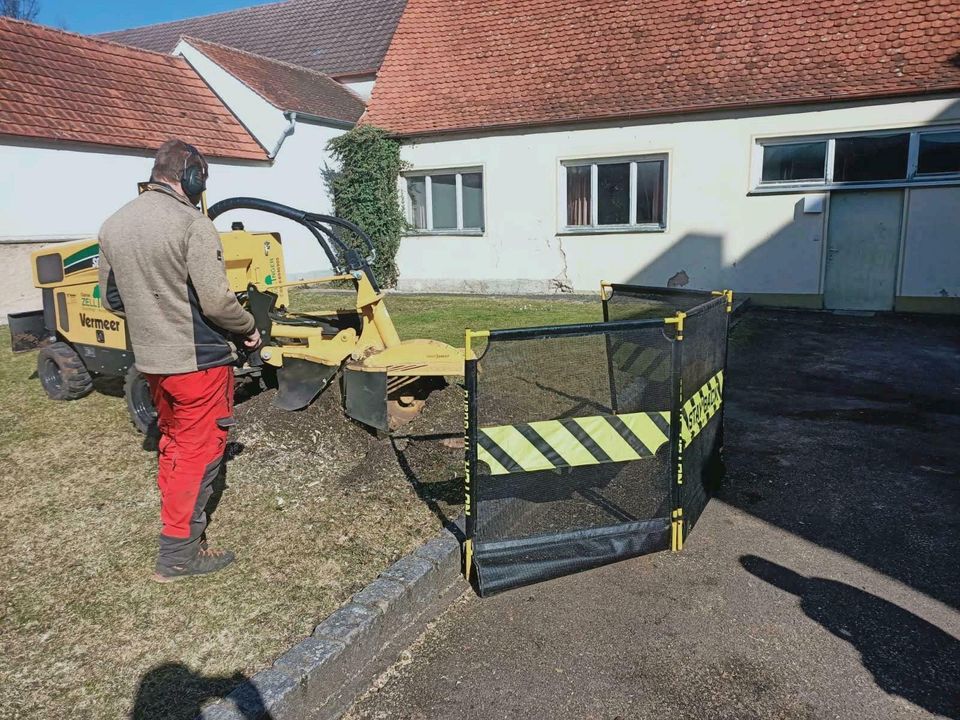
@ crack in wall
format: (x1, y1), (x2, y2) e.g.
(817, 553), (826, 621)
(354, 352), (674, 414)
(549, 236), (573, 293)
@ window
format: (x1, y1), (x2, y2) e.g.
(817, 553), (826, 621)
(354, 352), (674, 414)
(597, 162), (631, 224)
(833, 134), (909, 182)
(563, 156), (666, 230)
(405, 169), (484, 233)
(917, 131), (960, 176)
(431, 175), (457, 229)
(566, 165), (591, 225)
(761, 141), (827, 182)
(407, 176), (427, 228)
(756, 127), (960, 190)
(462, 172), (484, 229)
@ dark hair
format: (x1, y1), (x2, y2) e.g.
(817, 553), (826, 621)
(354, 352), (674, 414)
(151, 139), (208, 184)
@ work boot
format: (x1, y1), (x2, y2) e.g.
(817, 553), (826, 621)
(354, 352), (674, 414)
(152, 546), (236, 583)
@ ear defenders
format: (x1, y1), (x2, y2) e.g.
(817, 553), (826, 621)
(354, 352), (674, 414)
(180, 144), (207, 199)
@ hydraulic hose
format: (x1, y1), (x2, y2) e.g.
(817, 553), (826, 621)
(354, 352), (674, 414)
(303, 212), (377, 262)
(207, 197), (379, 289)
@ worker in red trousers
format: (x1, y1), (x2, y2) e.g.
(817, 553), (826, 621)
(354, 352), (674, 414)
(97, 139), (261, 582)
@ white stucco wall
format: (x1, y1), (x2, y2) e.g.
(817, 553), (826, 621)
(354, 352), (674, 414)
(339, 76), (376, 101)
(176, 41), (292, 152)
(396, 96), (960, 298)
(0, 241), (62, 318)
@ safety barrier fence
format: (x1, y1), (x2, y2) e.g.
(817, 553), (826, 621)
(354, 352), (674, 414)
(463, 284), (731, 596)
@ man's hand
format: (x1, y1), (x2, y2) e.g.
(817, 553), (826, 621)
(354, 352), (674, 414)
(243, 330), (262, 350)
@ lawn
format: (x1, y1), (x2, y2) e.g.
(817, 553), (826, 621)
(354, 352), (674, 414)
(0, 291), (600, 720)
(291, 290), (604, 346)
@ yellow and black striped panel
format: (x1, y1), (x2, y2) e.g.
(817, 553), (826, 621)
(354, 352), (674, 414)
(608, 341), (672, 382)
(477, 411), (671, 476)
(680, 370), (724, 445)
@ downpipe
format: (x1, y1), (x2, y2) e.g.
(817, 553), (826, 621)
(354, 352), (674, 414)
(270, 112), (297, 158)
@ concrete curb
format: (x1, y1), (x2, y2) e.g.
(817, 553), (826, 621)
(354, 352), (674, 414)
(198, 525), (466, 720)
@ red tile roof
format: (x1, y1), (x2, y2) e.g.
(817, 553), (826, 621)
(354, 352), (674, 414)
(102, 0), (407, 79)
(0, 17), (266, 159)
(182, 37), (365, 124)
(366, 0), (960, 136)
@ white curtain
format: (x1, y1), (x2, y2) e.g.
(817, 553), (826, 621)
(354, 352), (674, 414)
(566, 166), (591, 226)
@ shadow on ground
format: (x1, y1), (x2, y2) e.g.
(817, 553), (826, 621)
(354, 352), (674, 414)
(392, 435), (463, 528)
(131, 663), (269, 720)
(721, 309), (960, 610)
(741, 554), (960, 719)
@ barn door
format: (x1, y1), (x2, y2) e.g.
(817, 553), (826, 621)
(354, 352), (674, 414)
(824, 190), (903, 311)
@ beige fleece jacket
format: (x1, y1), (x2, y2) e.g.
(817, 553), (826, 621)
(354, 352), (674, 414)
(97, 184), (255, 375)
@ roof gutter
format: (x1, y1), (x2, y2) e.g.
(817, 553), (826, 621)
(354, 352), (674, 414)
(290, 111), (357, 130)
(269, 111), (358, 158)
(270, 111), (297, 159)
(378, 87), (960, 141)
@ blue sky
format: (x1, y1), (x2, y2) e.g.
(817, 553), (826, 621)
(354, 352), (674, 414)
(36, 1), (269, 34)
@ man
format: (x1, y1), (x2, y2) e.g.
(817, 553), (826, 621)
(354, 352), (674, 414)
(98, 139), (260, 582)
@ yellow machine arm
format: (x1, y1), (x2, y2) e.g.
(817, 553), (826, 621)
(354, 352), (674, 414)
(208, 197), (464, 431)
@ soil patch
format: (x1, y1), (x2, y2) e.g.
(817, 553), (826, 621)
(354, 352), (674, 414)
(233, 379), (464, 525)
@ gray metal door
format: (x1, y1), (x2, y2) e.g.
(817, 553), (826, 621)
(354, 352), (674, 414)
(824, 190), (903, 311)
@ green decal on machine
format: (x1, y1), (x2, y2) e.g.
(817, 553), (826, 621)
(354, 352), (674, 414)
(63, 244), (99, 275)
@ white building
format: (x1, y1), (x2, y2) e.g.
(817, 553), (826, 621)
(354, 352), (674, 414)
(0, 15), (369, 318)
(365, 0), (960, 313)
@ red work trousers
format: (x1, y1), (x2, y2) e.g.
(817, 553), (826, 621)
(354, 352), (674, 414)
(145, 365), (234, 569)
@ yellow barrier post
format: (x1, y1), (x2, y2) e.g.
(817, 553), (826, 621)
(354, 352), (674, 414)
(664, 309), (686, 340)
(665, 308), (687, 551)
(463, 329), (489, 581)
(672, 508), (684, 550)
(599, 280), (613, 302)
(464, 540), (473, 582)
(712, 289), (735, 313)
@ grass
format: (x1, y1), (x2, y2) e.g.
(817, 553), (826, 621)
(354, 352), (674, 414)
(0, 291), (600, 720)
(291, 290), (603, 346)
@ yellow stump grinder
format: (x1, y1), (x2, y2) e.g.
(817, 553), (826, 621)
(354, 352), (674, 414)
(7, 197), (464, 433)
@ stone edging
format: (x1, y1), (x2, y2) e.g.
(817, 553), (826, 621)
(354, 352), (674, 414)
(198, 525), (466, 719)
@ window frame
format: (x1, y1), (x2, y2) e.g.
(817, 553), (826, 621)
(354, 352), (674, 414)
(915, 129), (960, 178)
(558, 153), (669, 234)
(751, 126), (960, 193)
(758, 138), (829, 184)
(403, 166), (485, 235)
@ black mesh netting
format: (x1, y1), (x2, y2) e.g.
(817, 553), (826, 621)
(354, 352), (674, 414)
(679, 296), (729, 535)
(471, 322), (675, 594)
(467, 287), (729, 595)
(604, 284), (715, 322)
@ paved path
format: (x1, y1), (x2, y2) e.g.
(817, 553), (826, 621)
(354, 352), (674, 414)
(346, 309), (960, 720)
